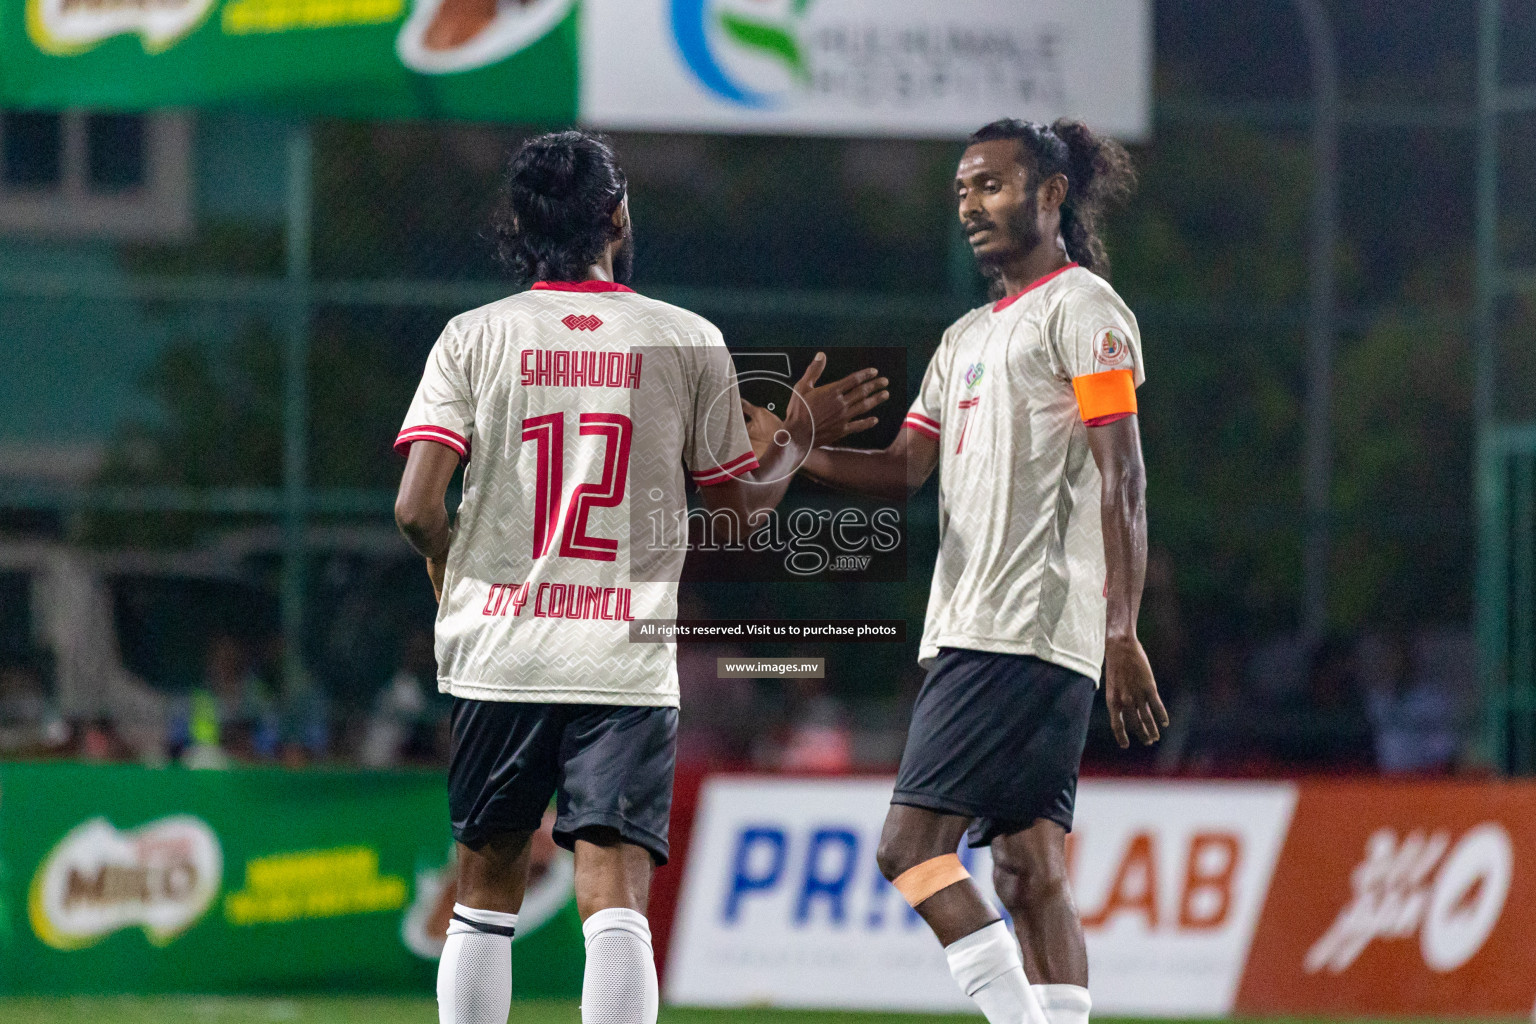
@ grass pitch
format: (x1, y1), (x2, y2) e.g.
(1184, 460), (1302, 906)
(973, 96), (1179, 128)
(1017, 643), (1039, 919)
(0, 999), (1517, 1024)
(0, 999), (981, 1024)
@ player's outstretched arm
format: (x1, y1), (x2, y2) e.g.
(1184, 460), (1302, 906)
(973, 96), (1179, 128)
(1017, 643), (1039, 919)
(395, 439), (461, 601)
(739, 381), (937, 503)
(799, 428), (940, 502)
(703, 353), (889, 524)
(1086, 415), (1168, 748)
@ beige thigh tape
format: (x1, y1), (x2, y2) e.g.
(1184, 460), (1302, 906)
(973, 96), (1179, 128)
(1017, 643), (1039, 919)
(892, 853), (970, 907)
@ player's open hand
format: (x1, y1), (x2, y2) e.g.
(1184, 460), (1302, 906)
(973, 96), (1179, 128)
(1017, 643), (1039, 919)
(1104, 635), (1168, 748)
(783, 352), (889, 447)
(742, 398), (784, 460)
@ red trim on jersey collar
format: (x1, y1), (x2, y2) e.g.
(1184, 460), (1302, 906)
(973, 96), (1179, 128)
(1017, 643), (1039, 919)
(991, 262), (1079, 313)
(531, 281), (636, 294)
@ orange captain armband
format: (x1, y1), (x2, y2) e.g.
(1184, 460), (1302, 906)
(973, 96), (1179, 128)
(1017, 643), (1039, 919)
(1072, 369), (1137, 426)
(892, 854), (971, 908)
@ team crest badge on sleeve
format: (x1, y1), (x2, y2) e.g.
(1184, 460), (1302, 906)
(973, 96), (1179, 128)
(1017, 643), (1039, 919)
(1094, 327), (1131, 367)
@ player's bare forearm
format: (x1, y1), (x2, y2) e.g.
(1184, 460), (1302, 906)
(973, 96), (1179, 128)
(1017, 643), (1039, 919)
(709, 353), (895, 524)
(1086, 415), (1166, 747)
(399, 507), (452, 562)
(395, 439), (460, 563)
(1088, 416), (1147, 640)
(801, 431), (938, 502)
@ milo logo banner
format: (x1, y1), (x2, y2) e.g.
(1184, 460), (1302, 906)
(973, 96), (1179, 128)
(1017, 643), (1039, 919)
(1, 0), (1150, 138)
(3, 0), (579, 118)
(0, 763), (582, 996)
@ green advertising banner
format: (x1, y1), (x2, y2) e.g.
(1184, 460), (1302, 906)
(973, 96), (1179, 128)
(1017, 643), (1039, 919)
(1, 0), (577, 120)
(0, 762), (583, 996)
(1, 2), (1152, 139)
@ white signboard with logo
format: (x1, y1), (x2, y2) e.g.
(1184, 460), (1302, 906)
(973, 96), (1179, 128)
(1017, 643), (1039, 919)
(665, 777), (1296, 1014)
(582, 0), (1151, 140)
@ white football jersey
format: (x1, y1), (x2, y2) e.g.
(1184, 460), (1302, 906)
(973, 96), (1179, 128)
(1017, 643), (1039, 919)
(396, 281), (758, 706)
(903, 264), (1145, 681)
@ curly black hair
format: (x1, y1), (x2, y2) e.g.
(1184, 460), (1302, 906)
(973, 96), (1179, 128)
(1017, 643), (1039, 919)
(969, 118), (1137, 277)
(492, 130), (629, 284)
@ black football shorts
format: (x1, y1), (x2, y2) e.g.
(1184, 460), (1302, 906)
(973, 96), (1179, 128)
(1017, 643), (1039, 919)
(448, 697), (678, 864)
(892, 648), (1095, 847)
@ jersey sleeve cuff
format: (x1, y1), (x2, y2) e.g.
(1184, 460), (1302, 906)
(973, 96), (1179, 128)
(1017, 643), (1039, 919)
(691, 451), (759, 486)
(902, 412), (941, 440)
(395, 425), (470, 462)
(1071, 369), (1137, 424)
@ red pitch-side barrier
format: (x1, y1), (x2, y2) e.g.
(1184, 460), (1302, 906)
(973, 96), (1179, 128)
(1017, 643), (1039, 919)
(1235, 780), (1536, 1017)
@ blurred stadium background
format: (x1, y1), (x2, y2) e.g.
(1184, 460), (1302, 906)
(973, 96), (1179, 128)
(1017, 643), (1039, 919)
(2, 0), (1536, 1020)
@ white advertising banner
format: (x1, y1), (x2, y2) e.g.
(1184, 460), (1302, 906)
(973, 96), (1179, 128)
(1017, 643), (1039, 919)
(665, 776), (1297, 1015)
(582, 0), (1151, 140)
(1066, 781), (1296, 1016)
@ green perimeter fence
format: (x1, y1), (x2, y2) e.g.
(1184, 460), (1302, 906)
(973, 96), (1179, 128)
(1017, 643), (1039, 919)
(3, 7), (1536, 768)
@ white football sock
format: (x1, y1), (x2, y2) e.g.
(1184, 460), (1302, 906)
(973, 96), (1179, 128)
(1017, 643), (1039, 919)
(438, 903), (516, 1024)
(581, 907), (659, 1024)
(945, 920), (1050, 1024)
(1034, 984), (1092, 1024)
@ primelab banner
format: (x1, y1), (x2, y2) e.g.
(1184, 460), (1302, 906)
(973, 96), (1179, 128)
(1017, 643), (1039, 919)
(2, 0), (1150, 139)
(666, 776), (1536, 1017)
(0, 763), (582, 996)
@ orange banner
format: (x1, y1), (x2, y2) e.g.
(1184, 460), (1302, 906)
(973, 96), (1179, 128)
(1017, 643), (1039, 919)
(1237, 781), (1536, 1017)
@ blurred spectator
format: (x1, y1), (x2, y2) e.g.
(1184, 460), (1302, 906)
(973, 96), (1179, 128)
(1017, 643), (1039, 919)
(360, 629), (446, 768)
(1248, 632), (1310, 707)
(258, 634), (331, 765)
(1302, 635), (1376, 773)
(0, 658), (68, 755)
(76, 717), (135, 761)
(1182, 639), (1256, 772)
(673, 590), (757, 766)
(676, 642), (757, 765)
(776, 678), (853, 773)
(169, 634), (277, 768)
(1362, 631), (1463, 774)
(1141, 549), (1188, 705)
(1142, 549), (1190, 773)
(848, 662), (927, 768)
(1273, 636), (1373, 770)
